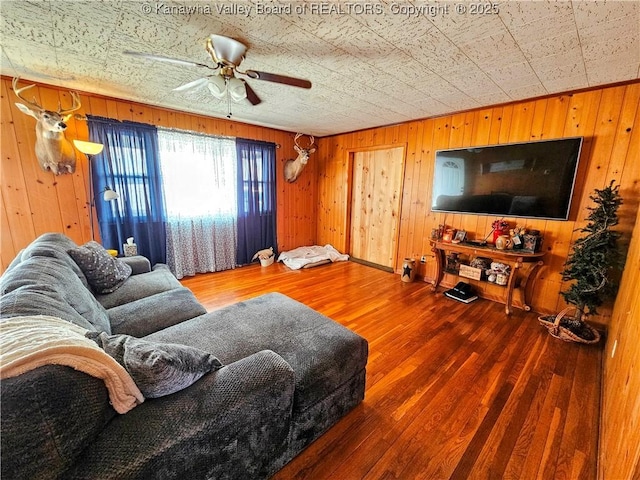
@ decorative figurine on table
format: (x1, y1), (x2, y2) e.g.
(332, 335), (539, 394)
(495, 235), (512, 250)
(491, 219), (510, 244)
(445, 253), (460, 273)
(523, 229), (543, 252)
(486, 262), (511, 284)
(452, 230), (467, 244)
(510, 225), (526, 250)
(442, 228), (456, 243)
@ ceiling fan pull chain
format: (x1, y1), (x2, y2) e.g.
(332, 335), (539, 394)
(226, 78), (232, 118)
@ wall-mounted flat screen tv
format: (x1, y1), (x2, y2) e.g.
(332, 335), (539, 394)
(431, 137), (583, 220)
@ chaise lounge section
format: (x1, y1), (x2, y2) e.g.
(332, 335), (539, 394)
(1, 233), (368, 479)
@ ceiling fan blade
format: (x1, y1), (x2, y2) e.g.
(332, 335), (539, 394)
(244, 70), (312, 89)
(173, 77), (211, 92)
(242, 80), (262, 105)
(123, 51), (213, 70)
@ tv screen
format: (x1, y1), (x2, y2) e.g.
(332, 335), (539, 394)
(431, 137), (583, 220)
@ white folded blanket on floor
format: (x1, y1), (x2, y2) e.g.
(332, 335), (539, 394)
(0, 315), (144, 414)
(277, 244), (349, 270)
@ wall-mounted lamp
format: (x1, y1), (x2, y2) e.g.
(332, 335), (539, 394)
(73, 139), (103, 156)
(73, 139), (119, 240)
(102, 186), (119, 201)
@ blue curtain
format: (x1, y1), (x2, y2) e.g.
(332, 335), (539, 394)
(87, 115), (167, 265)
(235, 138), (277, 265)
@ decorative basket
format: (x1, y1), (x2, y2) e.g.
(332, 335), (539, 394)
(259, 256), (274, 267)
(538, 307), (600, 344)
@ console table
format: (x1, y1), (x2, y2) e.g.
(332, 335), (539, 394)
(430, 240), (545, 315)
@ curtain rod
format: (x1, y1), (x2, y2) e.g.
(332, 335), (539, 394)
(87, 117), (280, 148)
(159, 128), (279, 148)
(157, 126), (236, 142)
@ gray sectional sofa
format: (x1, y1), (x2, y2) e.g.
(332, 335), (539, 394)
(0, 233), (368, 479)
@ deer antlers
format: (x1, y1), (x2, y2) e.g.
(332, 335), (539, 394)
(12, 77), (81, 116)
(293, 132), (315, 153)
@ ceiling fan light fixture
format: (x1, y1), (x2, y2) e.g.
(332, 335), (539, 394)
(209, 34), (247, 66)
(207, 75), (227, 98)
(228, 77), (247, 101)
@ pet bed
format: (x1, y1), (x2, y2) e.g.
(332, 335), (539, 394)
(278, 245), (349, 270)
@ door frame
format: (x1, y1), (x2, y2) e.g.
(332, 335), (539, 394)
(345, 144), (407, 273)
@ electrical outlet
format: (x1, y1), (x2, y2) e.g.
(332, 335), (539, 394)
(420, 255), (427, 263)
(611, 339), (618, 358)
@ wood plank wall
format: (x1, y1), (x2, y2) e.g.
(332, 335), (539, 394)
(0, 76), (316, 270)
(600, 204), (640, 479)
(316, 81), (640, 320)
(1, 74), (638, 477)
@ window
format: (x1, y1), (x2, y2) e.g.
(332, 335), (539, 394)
(157, 129), (237, 219)
(88, 115), (277, 273)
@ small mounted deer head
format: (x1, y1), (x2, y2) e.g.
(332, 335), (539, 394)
(12, 77), (82, 175)
(284, 133), (316, 183)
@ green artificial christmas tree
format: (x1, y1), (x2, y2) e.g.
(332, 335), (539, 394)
(545, 180), (624, 342)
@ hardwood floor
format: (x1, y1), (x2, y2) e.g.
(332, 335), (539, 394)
(180, 261), (602, 480)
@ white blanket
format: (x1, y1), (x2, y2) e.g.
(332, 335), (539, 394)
(277, 244), (349, 270)
(0, 315), (144, 414)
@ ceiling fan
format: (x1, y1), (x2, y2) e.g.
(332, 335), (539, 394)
(124, 34), (312, 118)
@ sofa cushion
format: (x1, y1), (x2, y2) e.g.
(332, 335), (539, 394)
(107, 288), (207, 337)
(87, 332), (223, 398)
(146, 292), (369, 413)
(0, 365), (116, 480)
(0, 256), (111, 333)
(18, 233), (91, 288)
(68, 241), (132, 294)
(0, 284), (95, 331)
(95, 264), (182, 309)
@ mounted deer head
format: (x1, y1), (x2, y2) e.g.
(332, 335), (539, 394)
(284, 133), (316, 183)
(12, 77), (82, 175)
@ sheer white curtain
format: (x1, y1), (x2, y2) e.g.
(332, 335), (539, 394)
(158, 128), (237, 279)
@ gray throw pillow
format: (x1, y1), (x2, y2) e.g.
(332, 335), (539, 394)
(68, 241), (132, 294)
(86, 332), (223, 398)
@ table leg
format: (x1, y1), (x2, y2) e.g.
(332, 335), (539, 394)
(504, 258), (523, 315)
(521, 260), (544, 311)
(431, 244), (444, 292)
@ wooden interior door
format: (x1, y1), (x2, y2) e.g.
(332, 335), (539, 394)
(350, 146), (405, 270)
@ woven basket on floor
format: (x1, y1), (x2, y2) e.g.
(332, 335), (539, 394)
(538, 307), (601, 344)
